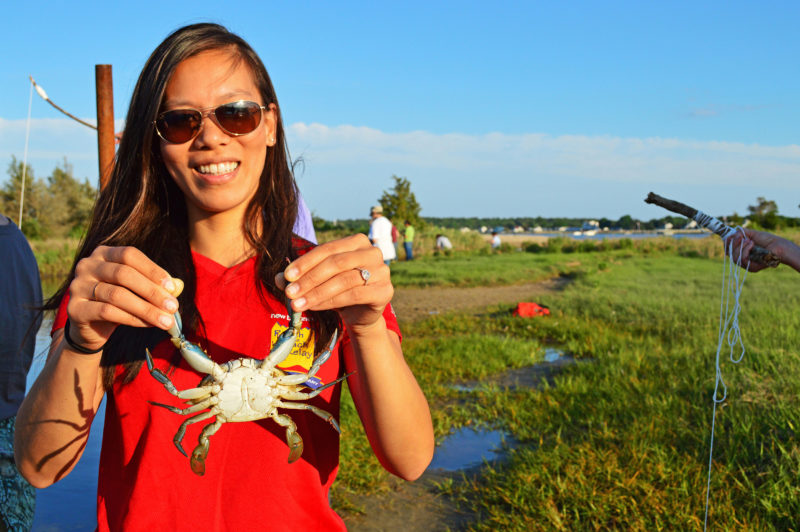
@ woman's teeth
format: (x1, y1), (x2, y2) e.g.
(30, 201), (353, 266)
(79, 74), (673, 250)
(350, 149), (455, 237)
(197, 162), (239, 175)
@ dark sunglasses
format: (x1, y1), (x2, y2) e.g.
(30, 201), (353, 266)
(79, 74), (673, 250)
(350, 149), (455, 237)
(155, 100), (268, 144)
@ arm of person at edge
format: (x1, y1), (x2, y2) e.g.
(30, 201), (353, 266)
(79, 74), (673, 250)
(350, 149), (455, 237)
(15, 246), (179, 488)
(726, 228), (800, 274)
(277, 233), (434, 480)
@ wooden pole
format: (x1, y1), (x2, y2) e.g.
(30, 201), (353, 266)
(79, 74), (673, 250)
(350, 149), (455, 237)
(95, 64), (115, 190)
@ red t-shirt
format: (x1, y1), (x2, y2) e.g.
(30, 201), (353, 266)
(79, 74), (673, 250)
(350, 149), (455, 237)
(53, 249), (400, 531)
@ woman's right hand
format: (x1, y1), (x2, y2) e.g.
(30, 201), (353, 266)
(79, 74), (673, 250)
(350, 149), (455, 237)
(65, 246), (180, 351)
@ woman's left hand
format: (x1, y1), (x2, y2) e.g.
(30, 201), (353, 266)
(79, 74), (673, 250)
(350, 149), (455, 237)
(276, 234), (393, 333)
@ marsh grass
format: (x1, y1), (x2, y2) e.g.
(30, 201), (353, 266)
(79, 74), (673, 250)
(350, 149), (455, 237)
(29, 237), (79, 281)
(334, 245), (800, 529)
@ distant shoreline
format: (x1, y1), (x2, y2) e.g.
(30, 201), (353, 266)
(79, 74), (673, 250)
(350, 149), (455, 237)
(483, 229), (712, 246)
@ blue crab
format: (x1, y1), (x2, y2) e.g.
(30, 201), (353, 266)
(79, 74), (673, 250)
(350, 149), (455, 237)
(145, 279), (346, 475)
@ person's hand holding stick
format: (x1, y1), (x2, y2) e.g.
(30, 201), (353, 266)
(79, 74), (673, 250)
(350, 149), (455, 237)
(644, 192), (781, 268)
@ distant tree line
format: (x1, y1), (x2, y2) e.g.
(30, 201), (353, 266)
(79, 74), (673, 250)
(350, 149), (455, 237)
(1, 157), (97, 239)
(316, 207), (799, 234)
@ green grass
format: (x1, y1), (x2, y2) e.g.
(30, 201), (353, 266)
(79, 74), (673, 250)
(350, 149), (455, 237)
(333, 246), (800, 530)
(388, 250), (608, 288)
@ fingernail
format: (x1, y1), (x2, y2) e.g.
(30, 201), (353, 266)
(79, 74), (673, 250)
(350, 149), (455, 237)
(294, 297), (307, 310)
(159, 315), (173, 329)
(285, 267), (299, 281)
(164, 278), (176, 292)
(286, 284), (298, 296)
(164, 299), (178, 312)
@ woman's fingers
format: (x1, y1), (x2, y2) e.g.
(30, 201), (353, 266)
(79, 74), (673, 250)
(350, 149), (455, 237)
(284, 234), (372, 283)
(84, 258), (178, 313)
(280, 234), (391, 314)
(286, 250), (388, 309)
(66, 246), (180, 348)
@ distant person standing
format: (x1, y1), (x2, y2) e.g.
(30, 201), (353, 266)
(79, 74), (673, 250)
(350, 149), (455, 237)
(491, 231), (501, 250)
(368, 205), (396, 264)
(403, 220), (415, 261)
(1, 215), (41, 530)
(391, 222), (401, 259)
(435, 234), (453, 251)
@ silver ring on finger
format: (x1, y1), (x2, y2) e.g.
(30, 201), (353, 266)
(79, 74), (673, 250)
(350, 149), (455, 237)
(91, 282), (100, 301)
(356, 268), (370, 286)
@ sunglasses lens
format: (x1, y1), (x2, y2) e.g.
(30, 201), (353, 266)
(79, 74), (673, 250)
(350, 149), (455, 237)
(214, 101), (263, 135)
(156, 110), (202, 143)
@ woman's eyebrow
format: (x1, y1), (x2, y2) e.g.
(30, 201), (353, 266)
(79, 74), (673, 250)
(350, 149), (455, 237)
(162, 90), (257, 108)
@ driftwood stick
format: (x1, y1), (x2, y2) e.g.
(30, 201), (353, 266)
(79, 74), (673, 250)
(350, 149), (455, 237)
(645, 192), (780, 268)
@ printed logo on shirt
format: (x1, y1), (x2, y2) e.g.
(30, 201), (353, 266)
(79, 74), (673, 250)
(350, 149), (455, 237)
(270, 323), (316, 374)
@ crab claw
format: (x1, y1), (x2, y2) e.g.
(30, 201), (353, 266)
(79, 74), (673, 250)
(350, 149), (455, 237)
(173, 338), (218, 375)
(286, 430), (304, 463)
(191, 443), (209, 476)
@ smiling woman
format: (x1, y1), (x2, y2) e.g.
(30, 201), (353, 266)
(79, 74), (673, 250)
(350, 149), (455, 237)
(14, 23), (433, 532)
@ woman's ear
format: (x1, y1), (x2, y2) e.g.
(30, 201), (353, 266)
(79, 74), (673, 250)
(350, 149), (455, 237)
(265, 103), (278, 146)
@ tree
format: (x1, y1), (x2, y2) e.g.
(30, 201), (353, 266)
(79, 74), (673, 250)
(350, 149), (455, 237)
(1, 156), (48, 238)
(378, 175), (423, 227)
(615, 214), (636, 230)
(747, 197), (779, 230)
(2, 157), (97, 239)
(45, 159), (97, 238)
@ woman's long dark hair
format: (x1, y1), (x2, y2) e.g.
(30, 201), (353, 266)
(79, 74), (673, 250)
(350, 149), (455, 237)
(44, 23), (339, 389)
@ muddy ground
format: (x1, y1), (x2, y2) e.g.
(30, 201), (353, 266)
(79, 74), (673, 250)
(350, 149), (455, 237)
(340, 276), (570, 531)
(390, 276), (570, 323)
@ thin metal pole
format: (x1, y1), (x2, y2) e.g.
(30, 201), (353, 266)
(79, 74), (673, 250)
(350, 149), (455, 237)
(95, 64), (115, 190)
(18, 79), (34, 229)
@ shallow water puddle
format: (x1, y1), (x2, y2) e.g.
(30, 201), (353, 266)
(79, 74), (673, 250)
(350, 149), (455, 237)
(428, 427), (512, 471)
(543, 347), (563, 363)
(452, 347), (573, 393)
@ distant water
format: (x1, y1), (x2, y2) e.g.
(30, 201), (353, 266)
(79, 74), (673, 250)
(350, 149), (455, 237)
(25, 319), (103, 532)
(523, 231), (710, 240)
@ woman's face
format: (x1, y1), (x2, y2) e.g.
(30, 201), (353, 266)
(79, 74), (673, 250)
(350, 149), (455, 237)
(159, 49), (277, 224)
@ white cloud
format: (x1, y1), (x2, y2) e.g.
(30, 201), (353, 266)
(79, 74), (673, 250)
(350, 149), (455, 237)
(286, 123), (800, 218)
(288, 122), (800, 187)
(0, 117), (125, 177)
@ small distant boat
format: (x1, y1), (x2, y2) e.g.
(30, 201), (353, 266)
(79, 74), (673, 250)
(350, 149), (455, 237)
(580, 221), (599, 236)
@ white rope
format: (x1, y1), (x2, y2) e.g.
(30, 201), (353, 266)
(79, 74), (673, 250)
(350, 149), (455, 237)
(693, 210), (736, 241)
(18, 78), (34, 229)
(703, 228), (749, 531)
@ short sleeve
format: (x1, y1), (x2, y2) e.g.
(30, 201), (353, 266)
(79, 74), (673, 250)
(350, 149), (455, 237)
(52, 294), (69, 335)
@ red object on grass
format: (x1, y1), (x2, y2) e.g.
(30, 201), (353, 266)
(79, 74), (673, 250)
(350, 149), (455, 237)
(512, 302), (550, 317)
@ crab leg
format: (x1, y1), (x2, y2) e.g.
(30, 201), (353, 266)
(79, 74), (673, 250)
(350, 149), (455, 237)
(191, 418), (224, 476)
(161, 279), (226, 377)
(269, 411), (304, 463)
(276, 329), (341, 386)
(276, 401), (342, 433)
(145, 349), (212, 400)
(260, 301), (302, 370)
(165, 411), (215, 458)
(278, 372), (352, 397)
(149, 397), (216, 416)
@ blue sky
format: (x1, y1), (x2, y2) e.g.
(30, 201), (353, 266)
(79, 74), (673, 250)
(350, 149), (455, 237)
(2, 1), (798, 221)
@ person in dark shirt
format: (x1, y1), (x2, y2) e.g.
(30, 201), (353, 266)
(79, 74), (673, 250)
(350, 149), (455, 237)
(0, 214), (41, 530)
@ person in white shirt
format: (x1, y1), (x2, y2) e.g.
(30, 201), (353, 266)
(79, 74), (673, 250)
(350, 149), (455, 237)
(491, 231), (501, 249)
(435, 234), (453, 251)
(368, 205), (396, 264)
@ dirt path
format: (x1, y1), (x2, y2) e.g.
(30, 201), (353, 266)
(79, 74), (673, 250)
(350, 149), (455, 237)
(341, 276), (572, 531)
(390, 276), (571, 323)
